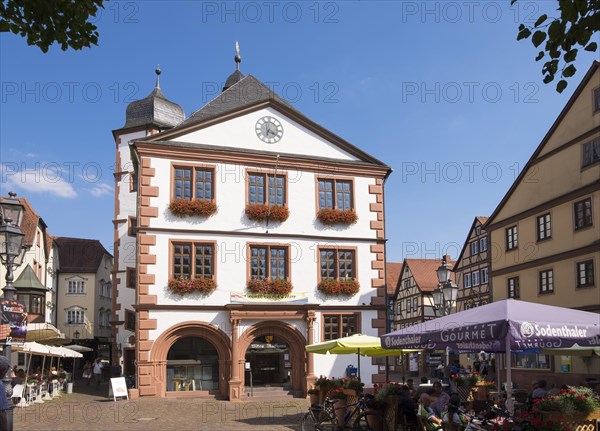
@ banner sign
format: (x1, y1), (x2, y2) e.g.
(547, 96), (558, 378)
(230, 292), (308, 304)
(0, 299), (28, 346)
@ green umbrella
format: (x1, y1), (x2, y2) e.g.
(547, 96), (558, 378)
(305, 333), (411, 379)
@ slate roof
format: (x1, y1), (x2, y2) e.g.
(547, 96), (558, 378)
(179, 74), (297, 128)
(123, 86), (185, 129)
(386, 262), (403, 295)
(405, 258), (456, 292)
(54, 237), (112, 273)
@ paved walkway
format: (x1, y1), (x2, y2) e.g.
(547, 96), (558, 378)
(13, 382), (308, 430)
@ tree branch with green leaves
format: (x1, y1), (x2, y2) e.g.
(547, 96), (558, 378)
(514, 0), (599, 93)
(0, 0), (104, 52)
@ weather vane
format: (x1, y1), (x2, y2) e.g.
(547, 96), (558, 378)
(235, 41), (241, 70)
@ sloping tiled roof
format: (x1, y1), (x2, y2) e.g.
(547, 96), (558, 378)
(386, 262), (402, 295)
(0, 197), (46, 248)
(476, 216), (488, 225)
(406, 258), (456, 292)
(54, 237), (112, 273)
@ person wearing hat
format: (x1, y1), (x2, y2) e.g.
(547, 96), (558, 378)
(0, 356), (12, 431)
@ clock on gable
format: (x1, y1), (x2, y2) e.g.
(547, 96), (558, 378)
(255, 116), (284, 143)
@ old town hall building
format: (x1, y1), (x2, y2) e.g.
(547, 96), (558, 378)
(112, 52), (391, 399)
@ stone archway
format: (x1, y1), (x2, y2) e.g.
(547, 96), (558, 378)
(149, 321), (231, 398)
(236, 321), (307, 397)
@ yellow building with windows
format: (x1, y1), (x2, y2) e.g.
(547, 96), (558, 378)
(485, 61), (600, 388)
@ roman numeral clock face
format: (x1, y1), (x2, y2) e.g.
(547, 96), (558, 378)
(255, 116), (284, 143)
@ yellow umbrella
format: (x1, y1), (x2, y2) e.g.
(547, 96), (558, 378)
(305, 333), (411, 378)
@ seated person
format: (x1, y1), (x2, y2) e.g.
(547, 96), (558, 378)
(442, 393), (468, 428)
(418, 394), (443, 431)
(429, 380), (450, 418)
(531, 380), (547, 400)
(11, 369), (26, 386)
(398, 386), (417, 425)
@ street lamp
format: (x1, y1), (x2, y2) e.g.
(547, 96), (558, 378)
(74, 330), (80, 340)
(432, 258), (458, 316)
(0, 192), (25, 431)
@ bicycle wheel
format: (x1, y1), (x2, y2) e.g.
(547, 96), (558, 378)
(353, 412), (388, 431)
(301, 409), (335, 431)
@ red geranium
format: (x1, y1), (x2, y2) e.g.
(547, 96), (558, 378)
(245, 204), (289, 223)
(247, 278), (293, 296)
(317, 278), (360, 296)
(169, 198), (218, 217)
(168, 277), (217, 296)
(316, 208), (358, 226)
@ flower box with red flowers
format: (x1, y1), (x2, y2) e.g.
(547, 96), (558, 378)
(246, 278), (293, 296)
(316, 208), (358, 226)
(317, 278), (360, 296)
(245, 204), (289, 223)
(169, 198), (218, 218)
(168, 277), (217, 296)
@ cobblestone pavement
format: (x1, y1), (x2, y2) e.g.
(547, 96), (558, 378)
(13, 382), (308, 431)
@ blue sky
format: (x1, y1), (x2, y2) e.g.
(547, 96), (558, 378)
(0, 1), (598, 262)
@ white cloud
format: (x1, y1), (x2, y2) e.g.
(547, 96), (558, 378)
(1, 164), (77, 198)
(90, 183), (113, 197)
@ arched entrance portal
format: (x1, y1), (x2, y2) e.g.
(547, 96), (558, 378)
(237, 321), (307, 397)
(150, 321), (231, 398)
(166, 336), (219, 392)
(245, 335), (291, 390)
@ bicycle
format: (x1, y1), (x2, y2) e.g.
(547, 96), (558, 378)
(301, 393), (388, 431)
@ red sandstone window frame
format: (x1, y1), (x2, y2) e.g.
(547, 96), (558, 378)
(170, 163), (216, 202)
(126, 267), (136, 289)
(316, 246), (358, 282)
(245, 169), (288, 206)
(315, 176), (355, 211)
(124, 309), (136, 331)
(322, 313), (360, 341)
(169, 240), (217, 280)
(246, 243), (291, 282)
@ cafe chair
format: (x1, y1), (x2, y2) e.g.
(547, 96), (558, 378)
(11, 384), (27, 408)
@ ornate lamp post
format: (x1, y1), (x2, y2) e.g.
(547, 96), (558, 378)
(432, 258), (458, 316)
(0, 192), (26, 431)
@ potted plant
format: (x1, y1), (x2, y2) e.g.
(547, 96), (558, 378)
(167, 277), (217, 296)
(365, 395), (386, 431)
(316, 208), (358, 226)
(342, 377), (364, 396)
(317, 278), (360, 296)
(534, 386), (600, 421)
(327, 384), (348, 426)
(169, 198), (218, 218)
(245, 203), (289, 223)
(314, 375), (330, 404)
(376, 383), (406, 431)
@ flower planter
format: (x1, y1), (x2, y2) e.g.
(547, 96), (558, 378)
(247, 279), (293, 296)
(333, 398), (347, 427)
(316, 208), (358, 226)
(365, 407), (385, 431)
(245, 204), (289, 223)
(168, 277), (217, 296)
(128, 388), (139, 400)
(538, 408), (600, 422)
(169, 198), (217, 218)
(383, 395), (401, 431)
(317, 279), (360, 296)
(343, 389), (358, 397)
(456, 385), (474, 403)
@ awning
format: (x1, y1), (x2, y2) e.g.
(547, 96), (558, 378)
(25, 322), (69, 345)
(14, 342), (82, 357)
(64, 344), (93, 353)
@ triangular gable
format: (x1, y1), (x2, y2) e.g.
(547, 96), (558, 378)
(486, 61), (600, 227)
(137, 75), (388, 167)
(452, 217), (488, 272)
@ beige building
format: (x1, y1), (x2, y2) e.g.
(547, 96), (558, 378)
(454, 217), (491, 312)
(485, 61), (600, 387)
(55, 237), (113, 359)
